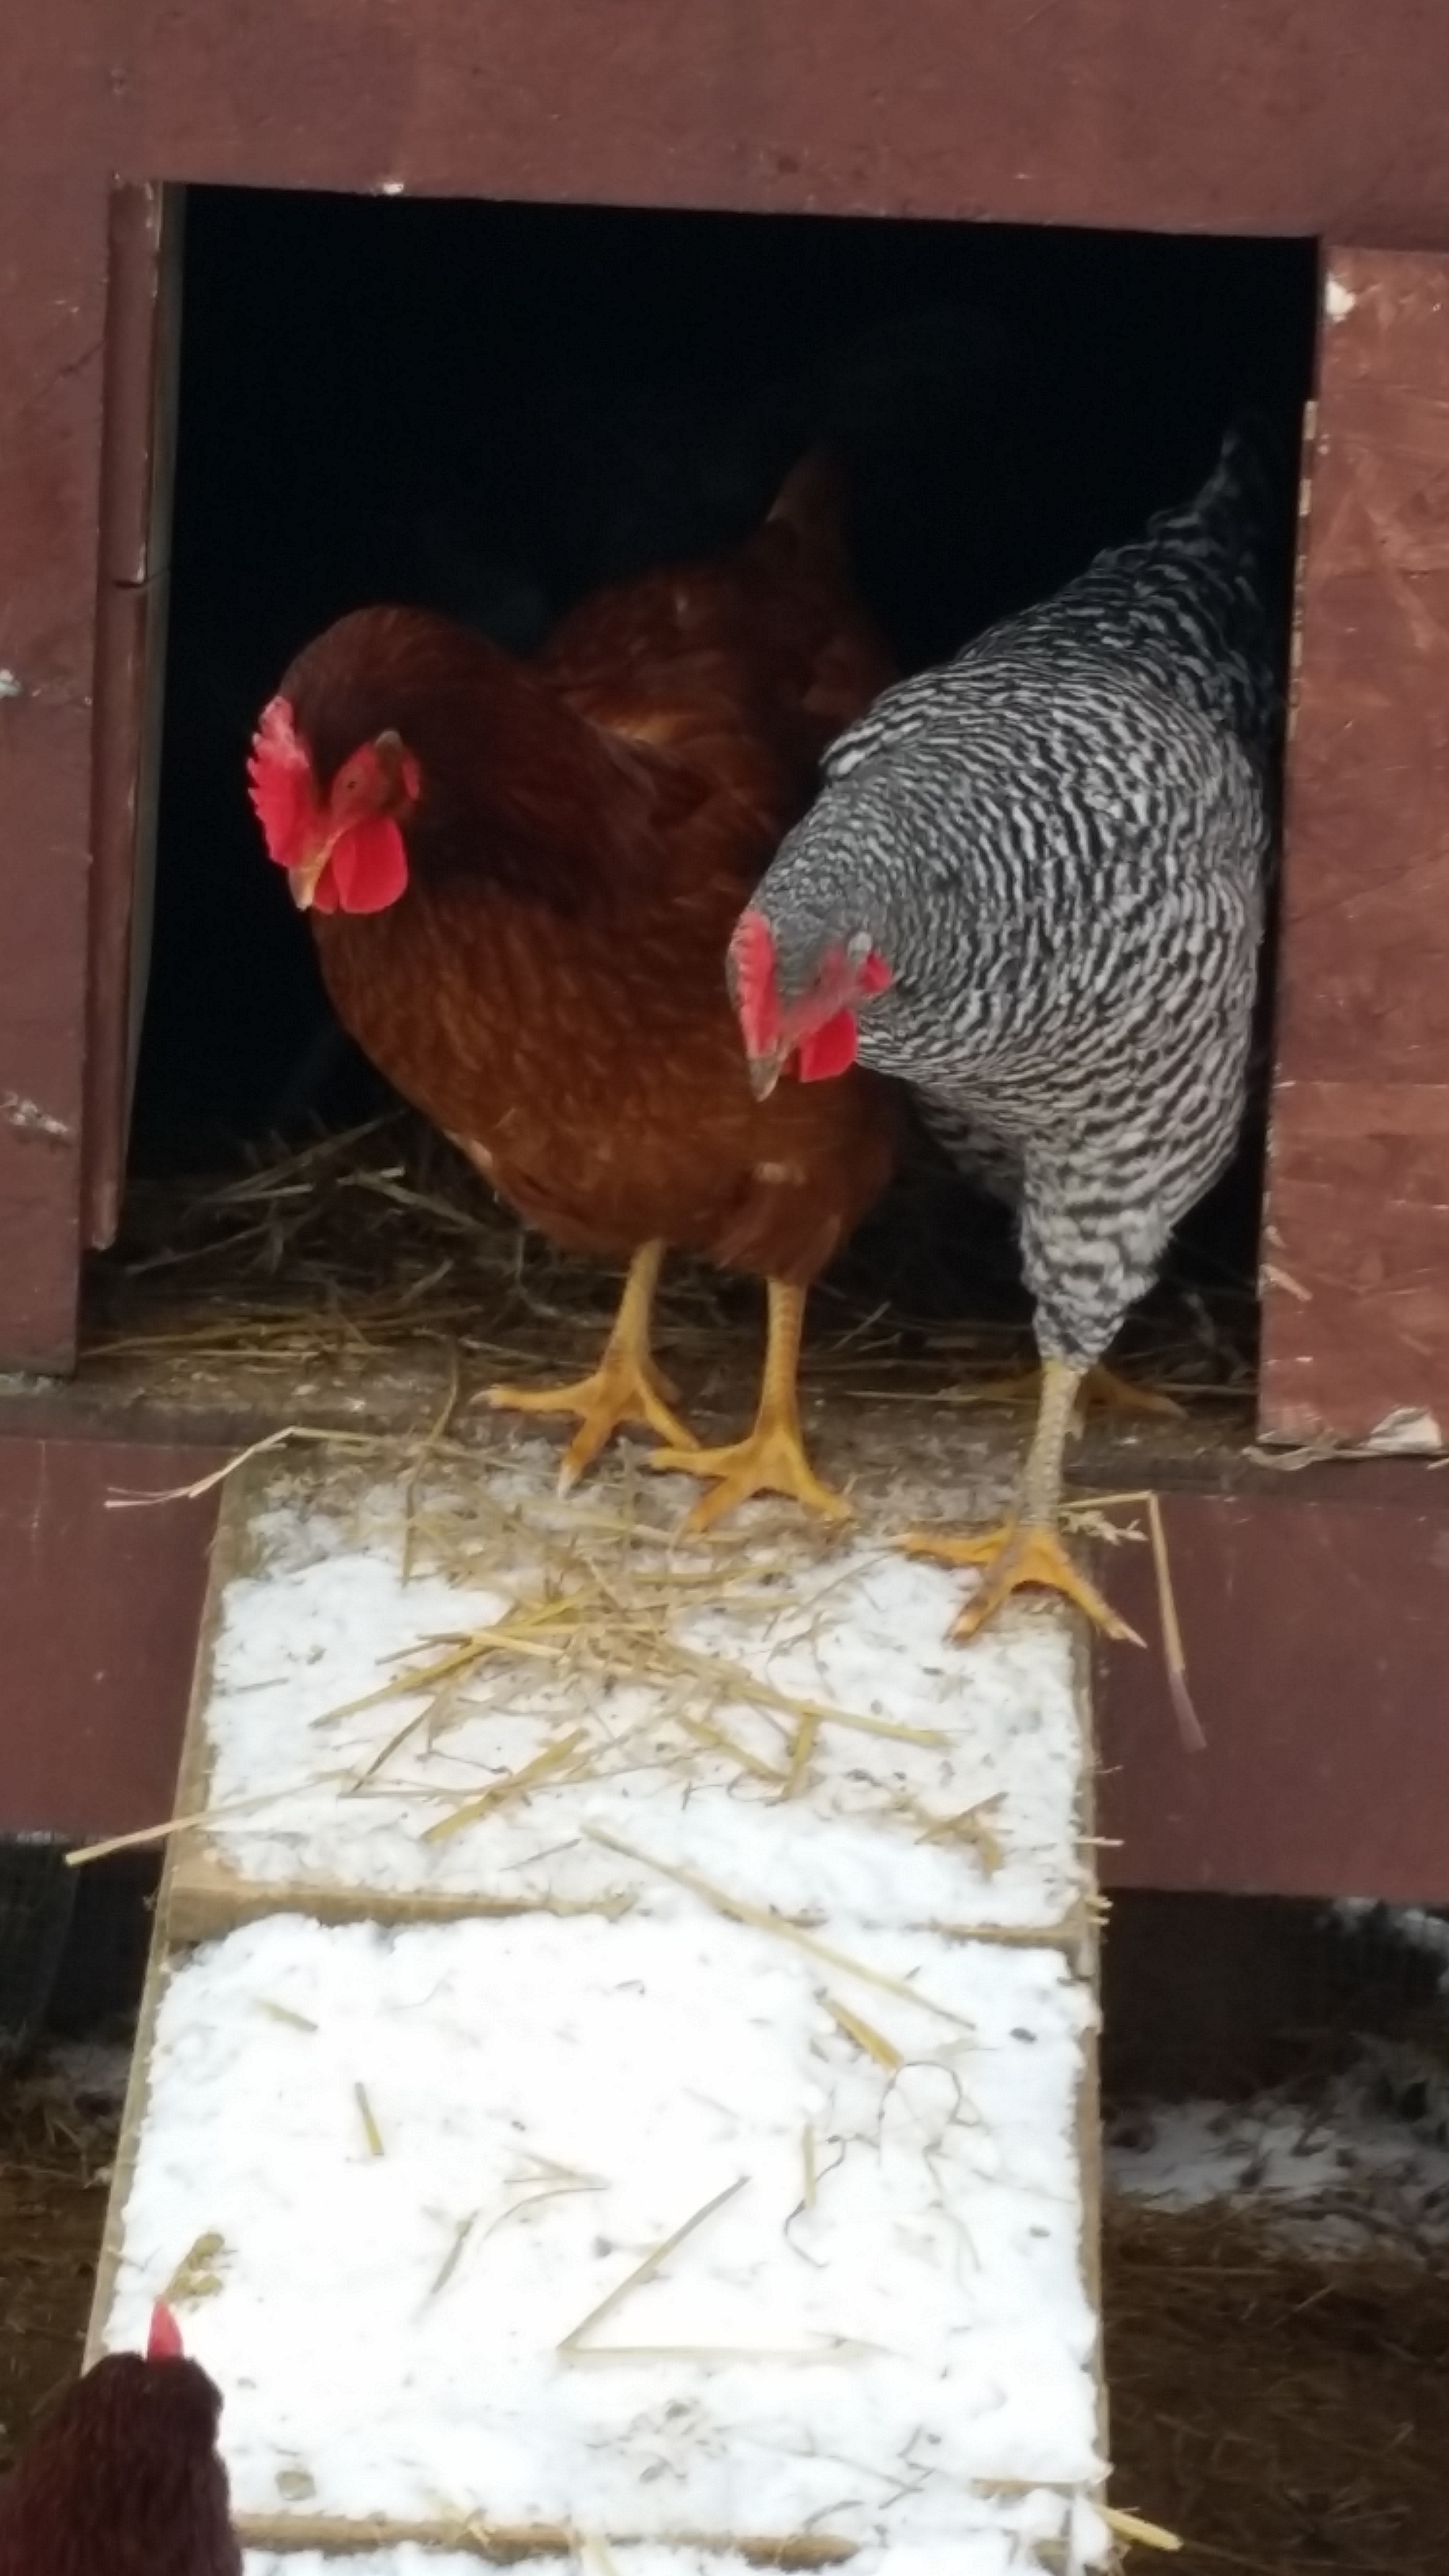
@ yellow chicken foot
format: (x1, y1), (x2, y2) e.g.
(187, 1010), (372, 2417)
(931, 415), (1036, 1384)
(650, 1279), (851, 1532)
(904, 1354), (1144, 1644)
(963, 1359), (1182, 1420)
(485, 1240), (698, 1493)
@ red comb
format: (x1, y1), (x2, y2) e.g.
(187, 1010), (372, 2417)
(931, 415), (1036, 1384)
(146, 2302), (185, 2361)
(728, 910), (782, 1058)
(248, 695), (319, 866)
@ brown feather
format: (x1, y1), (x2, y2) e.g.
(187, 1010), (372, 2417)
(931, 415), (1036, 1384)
(280, 457), (902, 1288)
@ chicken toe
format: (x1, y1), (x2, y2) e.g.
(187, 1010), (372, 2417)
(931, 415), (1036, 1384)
(658, 1420), (852, 1532)
(902, 1352), (1144, 1643)
(903, 1519), (1143, 1644)
(650, 1278), (850, 1530)
(485, 1241), (698, 1490)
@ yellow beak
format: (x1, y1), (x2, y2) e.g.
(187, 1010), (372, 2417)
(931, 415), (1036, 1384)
(747, 1045), (788, 1101)
(289, 843), (336, 912)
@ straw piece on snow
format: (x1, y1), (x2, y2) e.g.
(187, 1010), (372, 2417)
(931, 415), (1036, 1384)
(231, 2514), (857, 2564)
(257, 1999), (318, 2032)
(557, 2176), (747, 2352)
(104, 1422), (381, 1508)
(585, 1827), (975, 2031)
(354, 2083), (386, 2157)
(824, 1996), (904, 2070)
(566, 2341), (876, 2365)
(784, 1705), (821, 1799)
(426, 2210), (479, 2301)
(667, 1644), (951, 1750)
(64, 1771), (357, 1868)
(675, 1711), (790, 1787)
(401, 1343), (464, 1584)
(915, 1794), (1007, 1871)
(420, 1726), (589, 1844)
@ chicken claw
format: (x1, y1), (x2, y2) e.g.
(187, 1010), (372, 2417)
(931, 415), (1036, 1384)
(649, 1276), (850, 1532)
(485, 1241), (698, 1493)
(654, 1420), (852, 1533)
(903, 1520), (1143, 1645)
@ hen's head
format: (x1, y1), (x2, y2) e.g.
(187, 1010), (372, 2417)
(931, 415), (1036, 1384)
(0, 2303), (241, 2576)
(248, 693), (421, 916)
(728, 906), (892, 1098)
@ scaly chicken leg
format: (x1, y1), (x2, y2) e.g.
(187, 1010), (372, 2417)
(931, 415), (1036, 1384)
(650, 1278), (850, 1532)
(904, 1356), (1144, 1643)
(964, 1361), (1183, 1420)
(486, 1241), (699, 1493)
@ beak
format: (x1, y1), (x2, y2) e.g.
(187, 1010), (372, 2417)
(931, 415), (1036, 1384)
(289, 843), (335, 911)
(747, 1045), (788, 1101)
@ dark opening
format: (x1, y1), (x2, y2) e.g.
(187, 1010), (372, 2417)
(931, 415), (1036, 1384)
(95, 190), (1317, 1376)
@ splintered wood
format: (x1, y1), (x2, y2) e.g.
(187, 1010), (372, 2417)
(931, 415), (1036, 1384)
(87, 1440), (1108, 2573)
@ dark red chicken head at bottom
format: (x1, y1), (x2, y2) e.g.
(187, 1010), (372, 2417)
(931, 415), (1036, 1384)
(0, 2301), (241, 2576)
(249, 695), (421, 916)
(728, 906), (893, 1097)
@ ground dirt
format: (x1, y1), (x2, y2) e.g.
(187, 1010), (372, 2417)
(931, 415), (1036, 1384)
(0, 2046), (124, 2475)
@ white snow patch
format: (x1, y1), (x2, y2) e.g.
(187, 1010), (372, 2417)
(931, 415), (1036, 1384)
(1324, 275), (1357, 322)
(192, 1470), (1086, 1932)
(101, 1913), (1101, 2546)
(1107, 2074), (1449, 2243)
(1365, 1404), (1443, 1453)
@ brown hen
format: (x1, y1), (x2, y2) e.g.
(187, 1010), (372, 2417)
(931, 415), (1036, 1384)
(0, 2304), (240, 2576)
(249, 457), (900, 1523)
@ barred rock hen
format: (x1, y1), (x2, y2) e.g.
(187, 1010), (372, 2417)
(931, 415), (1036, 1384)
(731, 426), (1285, 1634)
(0, 2304), (240, 2576)
(249, 457), (900, 1522)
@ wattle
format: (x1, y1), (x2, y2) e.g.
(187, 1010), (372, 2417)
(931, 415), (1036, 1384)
(326, 817), (410, 914)
(793, 1009), (859, 1082)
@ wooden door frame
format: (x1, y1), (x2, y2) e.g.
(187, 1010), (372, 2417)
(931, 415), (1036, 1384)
(83, 184), (184, 1256)
(6, 0), (1449, 1373)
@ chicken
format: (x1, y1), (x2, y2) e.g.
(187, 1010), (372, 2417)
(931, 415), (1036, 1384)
(248, 456), (900, 1523)
(730, 426), (1284, 1633)
(0, 2302), (240, 2576)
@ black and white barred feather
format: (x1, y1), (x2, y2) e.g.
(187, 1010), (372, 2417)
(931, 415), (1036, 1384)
(752, 424), (1287, 1367)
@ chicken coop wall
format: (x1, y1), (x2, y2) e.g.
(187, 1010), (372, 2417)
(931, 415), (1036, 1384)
(3, 0), (1449, 1902)
(6, 0), (1449, 1397)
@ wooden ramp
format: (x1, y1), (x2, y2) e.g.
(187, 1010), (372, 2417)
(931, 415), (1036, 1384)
(86, 1435), (1109, 2575)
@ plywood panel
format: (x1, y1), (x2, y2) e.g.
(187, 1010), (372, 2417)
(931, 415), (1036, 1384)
(0, 178), (108, 1368)
(0, 1436), (223, 1838)
(83, 183), (184, 1252)
(1095, 1489), (1449, 1904)
(1261, 248), (1449, 1448)
(2, 3), (1449, 239)
(3, 1422), (1448, 1896)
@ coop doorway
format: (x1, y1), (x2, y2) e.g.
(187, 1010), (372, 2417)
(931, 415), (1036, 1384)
(84, 189), (1317, 1430)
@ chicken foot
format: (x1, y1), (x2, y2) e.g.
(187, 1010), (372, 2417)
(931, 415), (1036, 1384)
(485, 1240), (699, 1494)
(651, 1278), (851, 1532)
(904, 1354), (1144, 1644)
